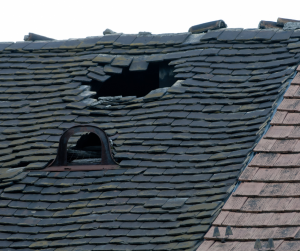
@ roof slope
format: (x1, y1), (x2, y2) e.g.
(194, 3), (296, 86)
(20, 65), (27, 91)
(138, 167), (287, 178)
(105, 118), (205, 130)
(199, 69), (300, 250)
(0, 28), (300, 251)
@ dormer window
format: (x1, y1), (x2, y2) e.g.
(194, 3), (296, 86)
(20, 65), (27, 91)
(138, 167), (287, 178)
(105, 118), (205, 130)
(43, 125), (118, 171)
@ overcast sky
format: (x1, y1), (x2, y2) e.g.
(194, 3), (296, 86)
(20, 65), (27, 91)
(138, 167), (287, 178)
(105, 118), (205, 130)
(1, 0), (300, 42)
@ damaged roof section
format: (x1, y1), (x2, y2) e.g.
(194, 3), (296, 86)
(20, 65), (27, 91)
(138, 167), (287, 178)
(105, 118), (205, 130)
(0, 20), (300, 250)
(0, 29), (299, 170)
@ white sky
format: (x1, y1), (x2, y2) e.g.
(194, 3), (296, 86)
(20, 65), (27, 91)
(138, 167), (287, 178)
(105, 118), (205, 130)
(1, 0), (300, 42)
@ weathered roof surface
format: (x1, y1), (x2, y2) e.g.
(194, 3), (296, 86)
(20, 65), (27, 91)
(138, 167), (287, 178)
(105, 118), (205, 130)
(198, 68), (300, 250)
(0, 27), (300, 250)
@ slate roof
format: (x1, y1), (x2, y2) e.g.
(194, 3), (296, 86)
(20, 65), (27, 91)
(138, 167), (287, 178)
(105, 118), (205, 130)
(0, 26), (300, 251)
(199, 68), (300, 250)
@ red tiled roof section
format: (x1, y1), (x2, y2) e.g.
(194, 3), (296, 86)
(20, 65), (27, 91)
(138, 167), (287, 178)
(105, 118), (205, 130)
(198, 69), (300, 250)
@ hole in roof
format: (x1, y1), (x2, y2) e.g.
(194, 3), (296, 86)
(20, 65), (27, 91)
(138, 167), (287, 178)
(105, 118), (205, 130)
(67, 132), (102, 165)
(89, 61), (176, 99)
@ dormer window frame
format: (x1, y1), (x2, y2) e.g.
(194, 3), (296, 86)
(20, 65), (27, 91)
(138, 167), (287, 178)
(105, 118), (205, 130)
(41, 125), (119, 171)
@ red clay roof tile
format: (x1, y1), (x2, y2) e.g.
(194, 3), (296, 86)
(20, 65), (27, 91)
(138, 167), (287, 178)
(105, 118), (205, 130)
(231, 241), (257, 251)
(233, 240), (283, 251)
(254, 138), (276, 152)
(273, 168), (300, 182)
(239, 167), (258, 181)
(291, 86), (300, 99)
(222, 212), (244, 226)
(282, 113), (300, 125)
(250, 227), (277, 240)
(265, 126), (293, 139)
(230, 227), (255, 241)
(234, 182), (265, 196)
(291, 140), (300, 152)
(272, 226), (299, 239)
(259, 183), (289, 196)
(292, 171), (300, 181)
(288, 126), (300, 138)
(196, 240), (215, 251)
(291, 72), (300, 84)
(275, 240), (300, 251)
(249, 153), (280, 167)
(284, 85), (299, 98)
(245, 213), (273, 227)
(267, 212), (296, 227)
(263, 198), (293, 212)
(289, 213), (300, 226)
(222, 196), (248, 211)
(273, 154), (300, 167)
(212, 211), (229, 226)
(278, 99), (300, 112)
(240, 198), (267, 212)
(270, 111), (287, 125)
(241, 197), (292, 213)
(270, 139), (298, 153)
(282, 183), (300, 197)
(286, 198), (300, 212)
(252, 168), (281, 182)
(205, 240), (237, 251)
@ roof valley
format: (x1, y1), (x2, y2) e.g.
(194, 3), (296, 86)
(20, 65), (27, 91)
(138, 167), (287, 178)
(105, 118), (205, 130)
(199, 67), (300, 250)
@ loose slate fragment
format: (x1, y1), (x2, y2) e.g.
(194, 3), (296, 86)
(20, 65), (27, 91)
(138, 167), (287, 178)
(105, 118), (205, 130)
(92, 54), (115, 64)
(104, 65), (122, 74)
(88, 66), (105, 76)
(87, 72), (110, 82)
(111, 56), (133, 67)
(73, 76), (93, 83)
